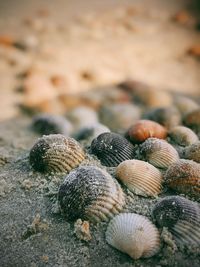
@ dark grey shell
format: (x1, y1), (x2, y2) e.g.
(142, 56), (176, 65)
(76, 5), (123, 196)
(152, 196), (200, 247)
(32, 113), (73, 136)
(90, 132), (135, 167)
(58, 166), (125, 222)
(29, 134), (85, 173)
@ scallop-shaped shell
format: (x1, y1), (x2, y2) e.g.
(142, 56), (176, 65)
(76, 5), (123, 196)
(182, 141), (200, 163)
(173, 95), (199, 116)
(32, 113), (73, 136)
(126, 120), (167, 143)
(138, 138), (179, 169)
(29, 134), (85, 173)
(143, 107), (181, 129)
(90, 132), (135, 167)
(99, 103), (141, 132)
(116, 160), (162, 197)
(164, 159), (200, 199)
(152, 196), (200, 247)
(183, 108), (200, 133)
(168, 126), (199, 146)
(58, 166), (125, 222)
(106, 213), (160, 259)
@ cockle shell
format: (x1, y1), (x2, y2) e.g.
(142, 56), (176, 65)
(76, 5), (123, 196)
(168, 126), (199, 146)
(116, 160), (162, 197)
(29, 134), (85, 173)
(183, 108), (200, 134)
(106, 213), (160, 259)
(173, 95), (199, 116)
(138, 138), (179, 169)
(90, 132), (135, 167)
(152, 196), (200, 247)
(32, 113), (73, 136)
(58, 166), (125, 222)
(126, 120), (167, 143)
(182, 141), (200, 163)
(164, 159), (200, 199)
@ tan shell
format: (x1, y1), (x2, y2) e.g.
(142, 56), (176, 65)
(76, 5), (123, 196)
(106, 213), (160, 259)
(173, 95), (199, 116)
(168, 126), (199, 146)
(116, 160), (162, 197)
(182, 141), (200, 163)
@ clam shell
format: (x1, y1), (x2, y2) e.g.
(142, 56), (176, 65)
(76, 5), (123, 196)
(106, 213), (160, 259)
(168, 126), (199, 146)
(32, 113), (73, 136)
(29, 134), (85, 173)
(152, 196), (200, 247)
(138, 138), (179, 169)
(164, 159), (200, 199)
(173, 95), (199, 116)
(90, 132), (135, 167)
(183, 108), (200, 134)
(58, 166), (125, 222)
(116, 160), (162, 197)
(182, 141), (200, 163)
(126, 120), (167, 144)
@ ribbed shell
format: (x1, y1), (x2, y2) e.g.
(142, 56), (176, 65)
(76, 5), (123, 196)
(126, 120), (167, 143)
(90, 132), (135, 167)
(116, 160), (162, 197)
(58, 166), (125, 222)
(168, 126), (199, 146)
(164, 159), (200, 199)
(173, 96), (199, 116)
(106, 213), (160, 259)
(138, 138), (179, 169)
(152, 196), (200, 247)
(29, 134), (85, 173)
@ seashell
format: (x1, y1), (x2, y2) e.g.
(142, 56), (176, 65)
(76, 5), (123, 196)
(152, 196), (200, 247)
(173, 95), (199, 116)
(126, 120), (167, 144)
(32, 113), (73, 136)
(106, 213), (160, 259)
(168, 126), (199, 146)
(138, 138), (179, 169)
(164, 159), (200, 199)
(143, 107), (181, 129)
(99, 103), (141, 132)
(29, 134), (85, 173)
(58, 166), (125, 222)
(183, 108), (200, 134)
(182, 141), (200, 163)
(90, 132), (135, 167)
(116, 160), (162, 197)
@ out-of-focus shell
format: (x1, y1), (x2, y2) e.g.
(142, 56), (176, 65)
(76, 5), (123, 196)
(183, 108), (200, 133)
(106, 213), (160, 259)
(173, 95), (199, 116)
(152, 196), (200, 247)
(164, 159), (200, 199)
(126, 120), (167, 143)
(138, 138), (179, 169)
(58, 166), (125, 222)
(29, 134), (85, 173)
(143, 107), (181, 129)
(116, 160), (162, 197)
(32, 113), (73, 136)
(168, 126), (199, 146)
(181, 142), (200, 163)
(90, 132), (135, 167)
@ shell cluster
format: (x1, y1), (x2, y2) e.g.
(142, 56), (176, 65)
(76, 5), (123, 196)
(58, 166), (125, 222)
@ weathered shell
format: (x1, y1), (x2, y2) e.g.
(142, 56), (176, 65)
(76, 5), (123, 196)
(138, 138), (179, 169)
(32, 113), (73, 136)
(116, 160), (162, 197)
(143, 107), (181, 129)
(164, 159), (200, 199)
(173, 95), (199, 116)
(168, 126), (199, 146)
(183, 108), (200, 133)
(29, 134), (85, 173)
(90, 132), (135, 167)
(106, 213), (160, 259)
(182, 141), (200, 163)
(126, 120), (167, 143)
(58, 166), (125, 222)
(152, 196), (200, 247)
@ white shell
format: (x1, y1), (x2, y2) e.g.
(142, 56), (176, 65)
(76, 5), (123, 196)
(106, 213), (160, 259)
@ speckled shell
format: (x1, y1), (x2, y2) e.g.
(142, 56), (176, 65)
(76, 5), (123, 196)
(152, 196), (200, 247)
(183, 108), (200, 133)
(29, 134), (85, 173)
(32, 113), (73, 136)
(116, 160), (162, 197)
(182, 141), (200, 163)
(164, 159), (200, 199)
(143, 107), (181, 129)
(173, 95), (199, 116)
(138, 138), (179, 169)
(126, 120), (167, 143)
(106, 213), (160, 259)
(90, 132), (135, 167)
(58, 166), (125, 222)
(168, 126), (199, 146)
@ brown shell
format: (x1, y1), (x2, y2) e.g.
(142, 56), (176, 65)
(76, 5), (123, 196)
(182, 141), (200, 163)
(183, 108), (200, 133)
